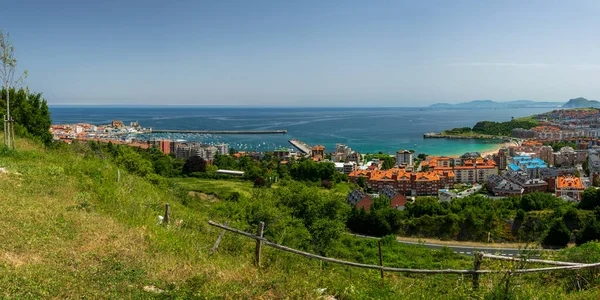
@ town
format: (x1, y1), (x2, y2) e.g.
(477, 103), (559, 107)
(49, 108), (600, 213)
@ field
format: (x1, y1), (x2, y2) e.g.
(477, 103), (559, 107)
(1, 134), (600, 298)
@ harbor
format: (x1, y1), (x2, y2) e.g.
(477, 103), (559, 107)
(151, 129), (287, 134)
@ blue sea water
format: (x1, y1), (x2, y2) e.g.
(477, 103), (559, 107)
(48, 106), (553, 156)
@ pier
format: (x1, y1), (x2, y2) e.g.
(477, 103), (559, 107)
(289, 139), (312, 154)
(150, 129), (287, 134)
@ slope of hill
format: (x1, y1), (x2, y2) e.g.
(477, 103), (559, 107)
(0, 135), (598, 298)
(562, 97), (600, 108)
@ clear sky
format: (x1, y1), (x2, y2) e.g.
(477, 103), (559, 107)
(4, 0), (600, 106)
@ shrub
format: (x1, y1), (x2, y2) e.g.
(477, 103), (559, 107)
(254, 177), (266, 188)
(576, 221), (600, 246)
(541, 219), (571, 248)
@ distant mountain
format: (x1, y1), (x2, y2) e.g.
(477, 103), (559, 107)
(562, 97), (600, 108)
(429, 100), (564, 108)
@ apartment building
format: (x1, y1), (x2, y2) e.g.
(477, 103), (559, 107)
(349, 168), (455, 196)
(555, 176), (584, 201)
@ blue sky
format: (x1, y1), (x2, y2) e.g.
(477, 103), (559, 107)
(4, 0), (600, 106)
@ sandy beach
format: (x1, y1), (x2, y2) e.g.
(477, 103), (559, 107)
(480, 142), (513, 157)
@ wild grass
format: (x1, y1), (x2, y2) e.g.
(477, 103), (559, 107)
(0, 135), (599, 298)
(172, 177), (254, 198)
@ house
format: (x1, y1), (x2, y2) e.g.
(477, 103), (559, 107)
(346, 190), (373, 211)
(380, 188), (408, 210)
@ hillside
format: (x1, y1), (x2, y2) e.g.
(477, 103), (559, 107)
(1, 135), (600, 298)
(562, 97), (600, 108)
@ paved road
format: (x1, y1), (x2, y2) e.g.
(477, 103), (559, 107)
(394, 240), (543, 257)
(349, 233), (547, 257)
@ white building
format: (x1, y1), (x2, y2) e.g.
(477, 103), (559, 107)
(396, 150), (414, 166)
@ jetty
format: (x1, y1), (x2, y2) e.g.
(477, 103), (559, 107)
(288, 139), (312, 154)
(150, 129), (287, 134)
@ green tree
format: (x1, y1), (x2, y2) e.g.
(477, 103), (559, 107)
(1, 30), (28, 149)
(114, 147), (153, 177)
(183, 156), (207, 174)
(541, 219), (571, 248)
(580, 188), (600, 210)
(576, 221), (600, 246)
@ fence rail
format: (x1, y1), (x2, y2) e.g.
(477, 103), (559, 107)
(207, 220), (600, 288)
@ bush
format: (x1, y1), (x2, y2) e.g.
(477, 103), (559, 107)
(576, 221), (600, 246)
(254, 177), (266, 188)
(541, 219), (571, 248)
(183, 156), (207, 174)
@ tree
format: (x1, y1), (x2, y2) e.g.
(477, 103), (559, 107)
(1, 30), (27, 149)
(183, 156), (207, 174)
(580, 188), (600, 210)
(114, 147), (153, 177)
(576, 221), (600, 246)
(1, 88), (52, 145)
(541, 219), (571, 248)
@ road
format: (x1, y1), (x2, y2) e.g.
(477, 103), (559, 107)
(348, 233), (547, 257)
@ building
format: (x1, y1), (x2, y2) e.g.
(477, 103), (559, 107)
(493, 148), (509, 171)
(349, 168), (455, 196)
(511, 156), (548, 178)
(273, 148), (291, 159)
(396, 150), (414, 166)
(487, 175), (524, 196)
(312, 145), (325, 161)
(423, 155), (497, 183)
(380, 188), (408, 210)
(555, 176), (584, 201)
(538, 146), (554, 166)
(343, 162), (357, 174)
(216, 143), (229, 155)
(346, 190), (373, 211)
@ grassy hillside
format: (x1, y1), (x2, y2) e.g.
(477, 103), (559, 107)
(1, 135), (600, 298)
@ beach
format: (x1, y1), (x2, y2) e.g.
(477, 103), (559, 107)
(480, 142), (513, 157)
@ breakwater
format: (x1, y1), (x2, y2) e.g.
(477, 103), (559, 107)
(151, 129), (287, 134)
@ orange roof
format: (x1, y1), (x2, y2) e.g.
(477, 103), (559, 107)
(556, 176), (584, 190)
(312, 145), (325, 151)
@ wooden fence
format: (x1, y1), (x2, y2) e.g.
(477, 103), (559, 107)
(207, 220), (600, 289)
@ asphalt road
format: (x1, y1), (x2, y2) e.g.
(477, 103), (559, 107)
(348, 233), (547, 257)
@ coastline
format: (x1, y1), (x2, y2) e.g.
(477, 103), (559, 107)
(480, 142), (512, 157)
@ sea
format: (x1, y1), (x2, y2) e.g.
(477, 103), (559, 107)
(48, 106), (554, 156)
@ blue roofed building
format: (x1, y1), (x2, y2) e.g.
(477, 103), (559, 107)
(511, 156), (548, 178)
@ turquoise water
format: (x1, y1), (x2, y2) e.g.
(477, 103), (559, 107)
(49, 106), (552, 156)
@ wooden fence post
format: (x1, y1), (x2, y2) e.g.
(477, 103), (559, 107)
(164, 204), (170, 225)
(255, 222), (265, 267)
(473, 252), (483, 289)
(210, 221), (230, 255)
(117, 169), (120, 183)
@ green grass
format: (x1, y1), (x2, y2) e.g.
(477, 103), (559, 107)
(172, 177), (254, 198)
(1, 135), (600, 298)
